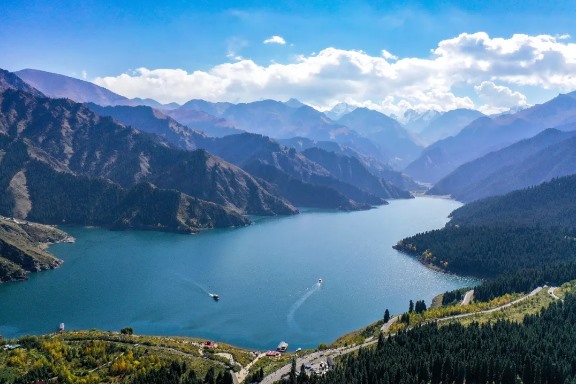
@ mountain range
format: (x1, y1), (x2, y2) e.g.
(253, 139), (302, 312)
(404, 91), (576, 183)
(86, 102), (412, 209)
(13, 66), (576, 209)
(337, 107), (424, 168)
(0, 74), (298, 233)
(429, 126), (576, 202)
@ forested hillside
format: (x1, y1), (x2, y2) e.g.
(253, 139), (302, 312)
(395, 226), (576, 277)
(396, 174), (576, 278)
(316, 295), (576, 384)
(449, 175), (576, 228)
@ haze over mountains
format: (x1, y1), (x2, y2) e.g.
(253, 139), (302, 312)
(429, 127), (576, 202)
(7, 66), (576, 213)
(405, 91), (576, 183)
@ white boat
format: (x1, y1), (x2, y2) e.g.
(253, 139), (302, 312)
(318, 278), (323, 284)
(210, 293), (220, 301)
(277, 341), (288, 352)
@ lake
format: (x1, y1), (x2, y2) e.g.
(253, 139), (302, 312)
(0, 197), (478, 350)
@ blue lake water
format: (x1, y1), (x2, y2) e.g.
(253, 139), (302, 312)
(0, 197), (479, 350)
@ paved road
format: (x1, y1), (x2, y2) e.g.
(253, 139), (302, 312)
(439, 287), (543, 323)
(261, 286), (551, 383)
(461, 289), (474, 306)
(548, 287), (561, 301)
(380, 316), (399, 334)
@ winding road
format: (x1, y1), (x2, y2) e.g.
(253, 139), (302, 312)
(260, 286), (557, 383)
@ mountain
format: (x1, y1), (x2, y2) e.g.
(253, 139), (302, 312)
(175, 98), (386, 161)
(178, 99), (233, 117)
(300, 148), (412, 199)
(129, 98), (180, 110)
(220, 99), (351, 140)
(0, 216), (70, 283)
(284, 98), (306, 108)
(418, 109), (485, 144)
(0, 88), (296, 228)
(165, 108), (244, 137)
(401, 109), (441, 133)
(404, 91), (576, 183)
(448, 173), (576, 229)
(85, 103), (205, 151)
(0, 141), (250, 233)
(338, 107), (424, 168)
(279, 137), (424, 191)
(199, 133), (395, 209)
(81, 102), (409, 209)
(15, 68), (177, 109)
(429, 127), (576, 202)
(0, 69), (45, 97)
(15, 68), (129, 105)
(324, 102), (357, 120)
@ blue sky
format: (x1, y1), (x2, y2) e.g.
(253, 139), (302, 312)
(2, 0), (576, 114)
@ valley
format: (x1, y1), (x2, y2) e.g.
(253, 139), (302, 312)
(2, 39), (576, 384)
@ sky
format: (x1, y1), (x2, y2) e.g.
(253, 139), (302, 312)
(1, 0), (576, 116)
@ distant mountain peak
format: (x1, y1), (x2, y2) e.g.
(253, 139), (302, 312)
(324, 102), (357, 120)
(284, 98), (306, 108)
(400, 109), (441, 126)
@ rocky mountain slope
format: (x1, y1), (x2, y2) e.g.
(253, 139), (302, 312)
(0, 87), (296, 230)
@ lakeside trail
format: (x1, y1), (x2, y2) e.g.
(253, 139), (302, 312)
(261, 286), (553, 384)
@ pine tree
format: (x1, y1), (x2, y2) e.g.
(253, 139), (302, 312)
(289, 357), (297, 384)
(383, 308), (390, 323)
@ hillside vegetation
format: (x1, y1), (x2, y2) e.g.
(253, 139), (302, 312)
(396, 174), (576, 278)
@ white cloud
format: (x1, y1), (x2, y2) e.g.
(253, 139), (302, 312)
(263, 35), (286, 45)
(81, 70), (88, 80)
(474, 81), (528, 114)
(94, 32), (576, 115)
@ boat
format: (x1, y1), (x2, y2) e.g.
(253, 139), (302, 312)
(210, 293), (220, 301)
(318, 278), (323, 284)
(277, 341), (288, 352)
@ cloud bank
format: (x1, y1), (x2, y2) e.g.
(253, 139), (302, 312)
(94, 32), (576, 115)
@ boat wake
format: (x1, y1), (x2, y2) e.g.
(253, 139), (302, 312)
(287, 282), (321, 331)
(175, 274), (213, 298)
